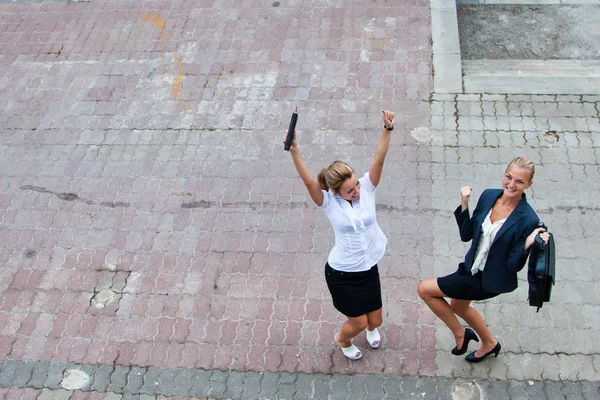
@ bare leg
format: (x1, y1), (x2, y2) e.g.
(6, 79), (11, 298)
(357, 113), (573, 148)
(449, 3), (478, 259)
(336, 315), (368, 347)
(366, 308), (383, 331)
(417, 278), (469, 348)
(450, 299), (498, 357)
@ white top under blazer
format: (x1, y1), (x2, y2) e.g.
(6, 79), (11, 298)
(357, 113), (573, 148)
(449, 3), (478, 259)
(319, 172), (387, 272)
(470, 209), (507, 275)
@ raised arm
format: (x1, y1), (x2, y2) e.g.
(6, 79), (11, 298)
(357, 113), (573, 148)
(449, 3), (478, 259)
(368, 110), (394, 187)
(285, 131), (324, 206)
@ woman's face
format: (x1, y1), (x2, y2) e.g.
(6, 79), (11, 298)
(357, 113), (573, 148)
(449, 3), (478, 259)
(336, 173), (361, 201)
(502, 164), (532, 199)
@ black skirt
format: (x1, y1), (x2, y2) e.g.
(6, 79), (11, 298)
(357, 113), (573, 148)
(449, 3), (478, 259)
(325, 262), (382, 317)
(437, 268), (499, 301)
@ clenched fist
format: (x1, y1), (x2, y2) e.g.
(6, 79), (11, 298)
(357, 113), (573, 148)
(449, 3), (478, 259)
(460, 186), (472, 211)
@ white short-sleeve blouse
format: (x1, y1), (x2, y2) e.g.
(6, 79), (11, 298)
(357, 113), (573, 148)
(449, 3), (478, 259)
(319, 172), (387, 272)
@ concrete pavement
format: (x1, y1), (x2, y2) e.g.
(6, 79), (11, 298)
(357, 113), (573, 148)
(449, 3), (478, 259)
(0, 0), (598, 399)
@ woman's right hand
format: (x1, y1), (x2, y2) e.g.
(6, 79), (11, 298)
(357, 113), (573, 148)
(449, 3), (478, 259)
(460, 186), (472, 211)
(283, 130), (298, 151)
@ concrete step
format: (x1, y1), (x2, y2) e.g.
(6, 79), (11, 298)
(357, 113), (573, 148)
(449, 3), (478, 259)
(462, 60), (600, 94)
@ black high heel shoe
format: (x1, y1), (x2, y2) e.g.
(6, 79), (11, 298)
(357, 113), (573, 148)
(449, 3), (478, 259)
(451, 328), (479, 355)
(465, 342), (501, 363)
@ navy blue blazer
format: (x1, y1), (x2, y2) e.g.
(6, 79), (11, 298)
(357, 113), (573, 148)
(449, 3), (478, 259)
(454, 188), (539, 294)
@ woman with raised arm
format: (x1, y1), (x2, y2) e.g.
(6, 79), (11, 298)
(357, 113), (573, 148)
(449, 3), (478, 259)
(284, 110), (395, 360)
(417, 157), (550, 363)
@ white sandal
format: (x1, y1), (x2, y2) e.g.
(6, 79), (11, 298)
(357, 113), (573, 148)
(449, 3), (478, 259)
(335, 334), (363, 360)
(366, 328), (381, 349)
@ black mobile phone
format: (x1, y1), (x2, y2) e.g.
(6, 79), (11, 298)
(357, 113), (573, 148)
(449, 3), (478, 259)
(284, 107), (298, 151)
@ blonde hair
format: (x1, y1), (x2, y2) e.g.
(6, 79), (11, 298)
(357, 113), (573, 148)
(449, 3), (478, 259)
(317, 160), (354, 191)
(508, 157), (535, 182)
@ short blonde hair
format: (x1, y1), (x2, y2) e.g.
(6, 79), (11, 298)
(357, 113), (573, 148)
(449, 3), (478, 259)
(317, 160), (354, 191)
(508, 157), (535, 182)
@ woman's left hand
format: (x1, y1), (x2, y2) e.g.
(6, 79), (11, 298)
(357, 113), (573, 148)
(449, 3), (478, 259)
(525, 227), (550, 251)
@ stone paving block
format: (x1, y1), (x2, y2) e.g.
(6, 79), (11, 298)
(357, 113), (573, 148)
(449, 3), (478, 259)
(222, 370), (244, 400)
(208, 370), (228, 399)
(124, 366), (146, 394)
(28, 362), (51, 389)
(311, 374), (333, 400)
(400, 376), (421, 399)
(90, 365), (114, 393)
(543, 381), (566, 400)
(277, 372), (297, 399)
(0, 360), (19, 387)
(139, 368), (161, 396)
(433, 94), (456, 101)
(156, 368), (178, 397)
(108, 366), (130, 394)
(188, 370), (211, 398)
(13, 361), (35, 388)
(43, 363), (66, 391)
(292, 373), (313, 400)
(327, 374), (351, 400)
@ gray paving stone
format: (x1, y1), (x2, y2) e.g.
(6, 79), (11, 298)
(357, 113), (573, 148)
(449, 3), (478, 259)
(28, 362), (51, 389)
(124, 366), (146, 394)
(13, 360), (35, 388)
(328, 374), (351, 400)
(400, 376), (421, 399)
(0, 360), (19, 387)
(91, 364), (114, 393)
(108, 366), (131, 394)
(489, 380), (510, 400)
(139, 368), (161, 395)
(364, 375), (386, 399)
(208, 370), (228, 399)
(240, 372), (261, 400)
(223, 370), (245, 400)
(189, 370), (211, 398)
(277, 372), (297, 400)
(435, 378), (454, 400)
(44, 362), (67, 390)
(544, 381), (566, 400)
(156, 368), (178, 396)
(420, 377), (438, 399)
(311, 374), (333, 400)
(292, 373), (313, 400)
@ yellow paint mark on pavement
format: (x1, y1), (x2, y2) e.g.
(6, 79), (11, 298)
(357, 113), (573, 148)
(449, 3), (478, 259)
(137, 13), (167, 44)
(136, 13), (189, 108)
(172, 54), (190, 109)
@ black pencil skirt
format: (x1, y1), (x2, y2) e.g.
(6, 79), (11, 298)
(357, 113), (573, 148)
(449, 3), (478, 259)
(437, 269), (499, 301)
(325, 262), (382, 317)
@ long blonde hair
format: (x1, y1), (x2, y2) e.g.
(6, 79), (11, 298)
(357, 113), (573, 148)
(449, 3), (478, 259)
(317, 160), (354, 192)
(508, 157), (535, 182)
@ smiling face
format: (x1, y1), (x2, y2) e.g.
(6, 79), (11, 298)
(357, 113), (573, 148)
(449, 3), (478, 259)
(336, 173), (361, 201)
(502, 164), (532, 199)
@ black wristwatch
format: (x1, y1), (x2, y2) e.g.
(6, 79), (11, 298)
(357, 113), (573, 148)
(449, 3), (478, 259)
(384, 125), (394, 131)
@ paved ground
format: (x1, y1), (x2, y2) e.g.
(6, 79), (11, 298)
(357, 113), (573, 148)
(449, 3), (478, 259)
(457, 5), (600, 60)
(0, 0), (599, 399)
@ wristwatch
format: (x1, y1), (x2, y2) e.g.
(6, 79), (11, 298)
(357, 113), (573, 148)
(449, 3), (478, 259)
(384, 125), (394, 131)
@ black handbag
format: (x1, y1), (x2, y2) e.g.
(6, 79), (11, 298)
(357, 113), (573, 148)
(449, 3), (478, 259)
(527, 222), (555, 312)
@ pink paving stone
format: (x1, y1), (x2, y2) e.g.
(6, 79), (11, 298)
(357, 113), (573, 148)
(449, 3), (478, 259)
(147, 341), (169, 367)
(279, 346), (300, 373)
(0, 335), (15, 359)
(212, 345), (233, 370)
(131, 340), (153, 367)
(164, 342), (184, 368)
(400, 349), (421, 376)
(195, 343), (217, 370)
(365, 350), (386, 375)
(115, 341), (138, 366)
(263, 346), (284, 372)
